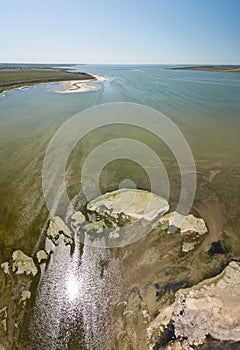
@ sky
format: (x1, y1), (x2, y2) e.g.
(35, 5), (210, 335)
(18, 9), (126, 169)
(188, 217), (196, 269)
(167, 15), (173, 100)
(0, 0), (239, 64)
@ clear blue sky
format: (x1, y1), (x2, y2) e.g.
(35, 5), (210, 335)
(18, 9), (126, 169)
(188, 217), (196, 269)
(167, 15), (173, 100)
(1, 0), (239, 64)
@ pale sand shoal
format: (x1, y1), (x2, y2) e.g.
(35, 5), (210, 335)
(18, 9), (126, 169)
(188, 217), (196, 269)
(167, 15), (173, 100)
(56, 76), (106, 94)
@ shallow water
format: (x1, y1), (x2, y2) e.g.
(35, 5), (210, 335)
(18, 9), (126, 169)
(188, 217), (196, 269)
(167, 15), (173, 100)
(0, 65), (240, 349)
(1, 65), (239, 162)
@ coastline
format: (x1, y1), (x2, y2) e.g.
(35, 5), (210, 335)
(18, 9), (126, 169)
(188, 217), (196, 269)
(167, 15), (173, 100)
(56, 75), (106, 93)
(0, 68), (96, 94)
(167, 65), (240, 74)
(0, 76), (106, 96)
(0, 81), (56, 95)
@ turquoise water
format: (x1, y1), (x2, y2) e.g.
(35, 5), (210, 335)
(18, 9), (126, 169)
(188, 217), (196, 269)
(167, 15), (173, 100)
(1, 65), (240, 349)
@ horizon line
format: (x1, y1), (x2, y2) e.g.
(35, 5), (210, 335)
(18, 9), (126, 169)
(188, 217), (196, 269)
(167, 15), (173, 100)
(0, 62), (240, 66)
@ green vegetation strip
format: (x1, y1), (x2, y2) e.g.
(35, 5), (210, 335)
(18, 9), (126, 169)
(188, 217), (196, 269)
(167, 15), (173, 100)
(0, 68), (95, 93)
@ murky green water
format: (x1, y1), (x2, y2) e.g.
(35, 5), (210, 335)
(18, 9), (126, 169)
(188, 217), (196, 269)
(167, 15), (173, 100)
(0, 65), (240, 349)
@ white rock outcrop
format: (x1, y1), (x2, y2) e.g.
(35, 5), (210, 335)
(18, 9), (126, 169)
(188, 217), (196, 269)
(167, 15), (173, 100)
(181, 242), (196, 253)
(84, 221), (106, 234)
(160, 211), (207, 235)
(87, 189), (169, 224)
(71, 211), (86, 226)
(36, 250), (48, 263)
(64, 236), (73, 245)
(20, 290), (31, 303)
(12, 250), (38, 276)
(0, 262), (10, 275)
(47, 216), (72, 245)
(148, 262), (240, 348)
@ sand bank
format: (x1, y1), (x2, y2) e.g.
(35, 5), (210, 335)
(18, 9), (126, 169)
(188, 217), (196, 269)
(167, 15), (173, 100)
(56, 76), (106, 93)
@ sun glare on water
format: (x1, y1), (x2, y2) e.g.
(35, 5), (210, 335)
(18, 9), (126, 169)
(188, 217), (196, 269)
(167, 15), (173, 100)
(66, 275), (79, 301)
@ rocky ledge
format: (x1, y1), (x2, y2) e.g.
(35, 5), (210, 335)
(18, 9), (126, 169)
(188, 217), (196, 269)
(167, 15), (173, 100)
(1, 250), (38, 276)
(159, 211), (207, 236)
(159, 211), (208, 253)
(87, 189), (169, 224)
(148, 261), (240, 349)
(50, 190), (207, 250)
(47, 216), (73, 246)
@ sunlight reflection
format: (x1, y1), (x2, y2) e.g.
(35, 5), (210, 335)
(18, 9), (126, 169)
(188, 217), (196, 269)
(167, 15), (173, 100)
(66, 275), (79, 301)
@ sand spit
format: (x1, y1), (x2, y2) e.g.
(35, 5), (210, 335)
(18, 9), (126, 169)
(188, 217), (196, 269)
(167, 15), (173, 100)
(56, 75), (106, 93)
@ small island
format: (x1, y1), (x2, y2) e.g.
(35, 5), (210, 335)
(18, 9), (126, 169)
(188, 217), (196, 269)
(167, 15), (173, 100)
(167, 65), (240, 74)
(0, 66), (96, 93)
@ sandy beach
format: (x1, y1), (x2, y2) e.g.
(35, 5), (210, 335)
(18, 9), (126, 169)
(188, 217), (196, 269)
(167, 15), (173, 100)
(56, 76), (106, 93)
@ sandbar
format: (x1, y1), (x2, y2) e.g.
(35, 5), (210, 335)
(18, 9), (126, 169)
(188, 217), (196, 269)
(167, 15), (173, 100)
(56, 76), (106, 93)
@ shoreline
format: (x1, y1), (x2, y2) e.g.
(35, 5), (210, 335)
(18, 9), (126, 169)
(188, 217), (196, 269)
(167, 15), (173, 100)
(56, 75), (106, 93)
(0, 82), (57, 95)
(0, 76), (106, 96)
(0, 68), (96, 94)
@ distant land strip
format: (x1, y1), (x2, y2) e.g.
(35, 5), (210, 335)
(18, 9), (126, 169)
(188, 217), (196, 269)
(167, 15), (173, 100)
(167, 65), (240, 74)
(0, 68), (95, 93)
